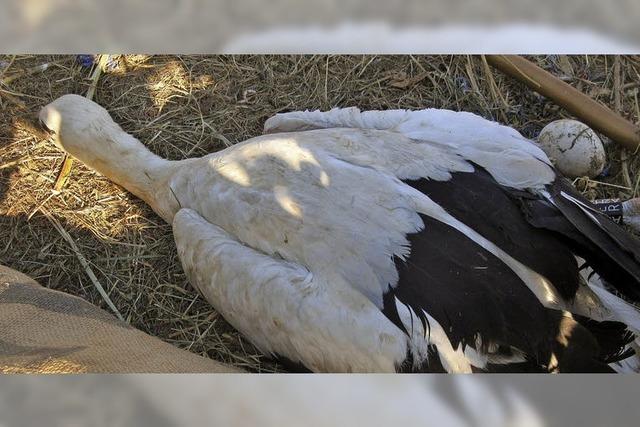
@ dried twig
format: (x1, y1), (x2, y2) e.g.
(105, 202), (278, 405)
(4, 54), (640, 373)
(486, 54), (640, 151)
(480, 55), (509, 122)
(40, 207), (125, 322)
(615, 56), (634, 189)
(0, 87), (27, 109)
(2, 62), (54, 85)
(54, 54), (109, 192)
(0, 55), (16, 80)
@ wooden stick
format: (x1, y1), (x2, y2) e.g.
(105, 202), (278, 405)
(53, 54), (108, 192)
(53, 153), (74, 192)
(486, 55), (640, 152)
(1, 62), (53, 85)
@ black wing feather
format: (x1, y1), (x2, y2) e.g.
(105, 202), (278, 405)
(382, 168), (638, 372)
(534, 179), (640, 301)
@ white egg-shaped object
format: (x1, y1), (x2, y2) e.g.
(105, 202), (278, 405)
(537, 119), (606, 178)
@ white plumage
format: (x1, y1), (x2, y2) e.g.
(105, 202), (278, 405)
(40, 94), (640, 372)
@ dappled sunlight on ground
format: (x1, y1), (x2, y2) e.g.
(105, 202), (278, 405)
(2, 54), (640, 373)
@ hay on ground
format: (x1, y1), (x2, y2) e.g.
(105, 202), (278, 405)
(1, 54), (640, 372)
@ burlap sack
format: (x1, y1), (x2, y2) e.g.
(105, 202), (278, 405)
(0, 265), (241, 373)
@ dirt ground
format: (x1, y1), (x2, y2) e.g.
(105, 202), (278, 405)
(1, 55), (639, 372)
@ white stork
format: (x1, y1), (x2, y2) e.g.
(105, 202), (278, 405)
(40, 94), (640, 373)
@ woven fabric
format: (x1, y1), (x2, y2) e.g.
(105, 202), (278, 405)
(0, 266), (241, 373)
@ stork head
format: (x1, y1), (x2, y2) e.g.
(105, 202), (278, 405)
(39, 94), (173, 214)
(39, 94), (127, 164)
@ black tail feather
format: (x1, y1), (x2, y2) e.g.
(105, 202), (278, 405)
(518, 178), (640, 302)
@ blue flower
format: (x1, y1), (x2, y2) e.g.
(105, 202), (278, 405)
(77, 55), (95, 68)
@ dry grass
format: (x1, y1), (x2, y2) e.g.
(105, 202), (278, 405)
(1, 54), (640, 372)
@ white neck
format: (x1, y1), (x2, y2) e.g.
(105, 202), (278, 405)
(66, 127), (182, 222)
